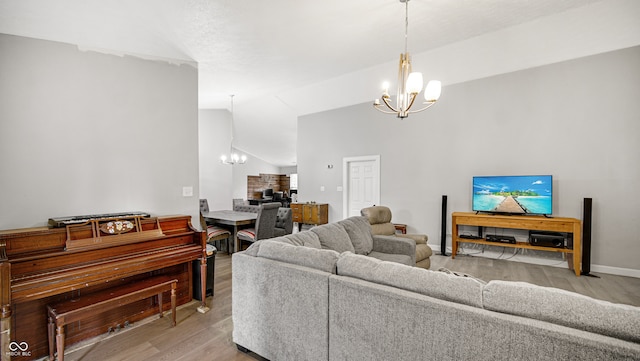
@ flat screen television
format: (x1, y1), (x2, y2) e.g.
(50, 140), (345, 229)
(472, 175), (553, 215)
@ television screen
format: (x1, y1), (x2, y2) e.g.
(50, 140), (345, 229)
(472, 175), (553, 215)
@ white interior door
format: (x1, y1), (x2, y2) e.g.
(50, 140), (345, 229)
(343, 155), (380, 218)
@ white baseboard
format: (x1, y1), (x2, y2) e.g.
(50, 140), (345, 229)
(430, 244), (640, 278)
(589, 264), (640, 278)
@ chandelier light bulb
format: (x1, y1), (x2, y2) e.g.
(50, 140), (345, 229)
(406, 72), (423, 94)
(382, 81), (390, 94)
(424, 80), (442, 102)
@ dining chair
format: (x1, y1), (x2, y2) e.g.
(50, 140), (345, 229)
(199, 198), (212, 214)
(273, 207), (293, 237)
(233, 198), (247, 208)
(199, 199), (232, 253)
(237, 202), (280, 249)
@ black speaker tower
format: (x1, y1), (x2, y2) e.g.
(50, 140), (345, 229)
(441, 195), (448, 256)
(581, 197), (597, 277)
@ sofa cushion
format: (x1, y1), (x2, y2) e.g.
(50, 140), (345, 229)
(336, 252), (485, 308)
(243, 235), (304, 256)
(257, 241), (339, 274)
(311, 223), (355, 253)
(483, 280), (640, 343)
(283, 231), (322, 249)
(242, 240), (263, 256)
(337, 217), (373, 255)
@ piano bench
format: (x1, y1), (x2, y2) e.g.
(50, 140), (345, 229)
(47, 276), (178, 361)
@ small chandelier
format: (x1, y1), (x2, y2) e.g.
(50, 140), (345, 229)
(220, 95), (247, 165)
(373, 0), (441, 118)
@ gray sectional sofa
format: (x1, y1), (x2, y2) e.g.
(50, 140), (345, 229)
(232, 217), (640, 361)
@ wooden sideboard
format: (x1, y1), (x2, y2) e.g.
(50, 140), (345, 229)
(451, 212), (582, 276)
(291, 203), (328, 231)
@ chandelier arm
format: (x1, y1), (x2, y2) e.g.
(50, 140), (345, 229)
(406, 92), (419, 112)
(406, 101), (437, 114)
(373, 105), (402, 115)
(380, 95), (399, 113)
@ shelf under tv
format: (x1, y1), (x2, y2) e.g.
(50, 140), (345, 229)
(451, 212), (582, 276)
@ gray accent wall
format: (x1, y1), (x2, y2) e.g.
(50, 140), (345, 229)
(298, 46), (640, 275)
(0, 34), (200, 229)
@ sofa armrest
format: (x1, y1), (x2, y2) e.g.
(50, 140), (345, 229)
(372, 235), (416, 265)
(398, 233), (428, 244)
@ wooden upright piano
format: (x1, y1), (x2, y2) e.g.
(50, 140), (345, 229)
(0, 213), (207, 360)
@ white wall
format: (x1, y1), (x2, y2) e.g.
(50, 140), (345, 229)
(279, 166), (298, 176)
(198, 108), (281, 208)
(298, 46), (640, 276)
(198, 109), (233, 213)
(0, 34), (200, 229)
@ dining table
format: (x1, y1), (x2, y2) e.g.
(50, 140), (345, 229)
(202, 210), (257, 253)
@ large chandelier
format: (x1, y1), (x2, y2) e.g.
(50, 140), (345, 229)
(373, 0), (441, 118)
(220, 95), (247, 165)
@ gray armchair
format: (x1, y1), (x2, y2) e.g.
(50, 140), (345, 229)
(361, 205), (432, 269)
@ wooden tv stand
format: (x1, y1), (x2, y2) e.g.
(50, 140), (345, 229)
(451, 212), (582, 276)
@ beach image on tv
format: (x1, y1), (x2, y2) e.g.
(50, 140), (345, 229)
(473, 175), (552, 215)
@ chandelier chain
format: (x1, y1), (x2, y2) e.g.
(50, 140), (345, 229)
(404, 0), (409, 54)
(220, 94), (247, 165)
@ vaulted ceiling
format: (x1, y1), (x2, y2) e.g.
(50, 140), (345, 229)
(0, 0), (612, 166)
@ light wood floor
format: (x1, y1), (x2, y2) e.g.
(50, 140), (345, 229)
(57, 252), (640, 361)
(56, 254), (264, 361)
(431, 253), (640, 306)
